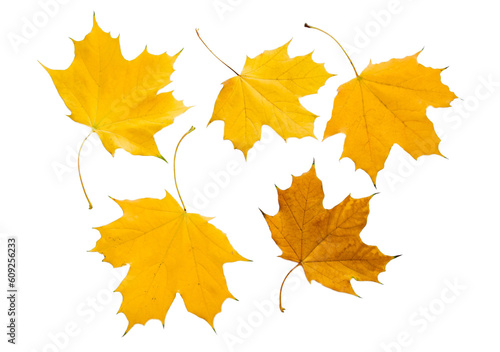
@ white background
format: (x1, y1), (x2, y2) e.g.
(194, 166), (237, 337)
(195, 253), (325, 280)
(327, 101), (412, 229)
(1, 0), (499, 351)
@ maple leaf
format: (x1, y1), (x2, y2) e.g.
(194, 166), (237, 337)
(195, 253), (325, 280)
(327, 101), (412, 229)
(44, 15), (187, 157)
(91, 128), (248, 332)
(305, 24), (457, 184)
(197, 30), (334, 157)
(92, 193), (247, 332)
(43, 15), (188, 207)
(262, 164), (396, 311)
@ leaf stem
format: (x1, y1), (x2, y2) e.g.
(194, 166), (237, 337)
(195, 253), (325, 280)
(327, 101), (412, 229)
(279, 263), (301, 312)
(195, 29), (240, 76)
(304, 23), (359, 77)
(78, 131), (94, 209)
(173, 126), (196, 211)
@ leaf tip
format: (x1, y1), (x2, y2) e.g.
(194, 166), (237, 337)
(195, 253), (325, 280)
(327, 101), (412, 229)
(122, 319), (135, 336)
(175, 47), (185, 57)
(157, 154), (168, 163)
(122, 327), (131, 337)
(38, 60), (49, 71)
(92, 12), (99, 28)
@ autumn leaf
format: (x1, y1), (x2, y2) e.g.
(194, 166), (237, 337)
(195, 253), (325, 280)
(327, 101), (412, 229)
(44, 15), (187, 157)
(92, 193), (247, 332)
(305, 25), (457, 184)
(262, 164), (396, 311)
(43, 15), (188, 207)
(197, 30), (334, 157)
(92, 128), (247, 332)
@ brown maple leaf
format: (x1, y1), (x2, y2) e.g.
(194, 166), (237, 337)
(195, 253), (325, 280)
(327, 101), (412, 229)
(262, 164), (396, 311)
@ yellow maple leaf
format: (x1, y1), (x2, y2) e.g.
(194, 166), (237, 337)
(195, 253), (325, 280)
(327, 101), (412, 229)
(305, 25), (457, 184)
(43, 15), (188, 158)
(92, 192), (247, 332)
(262, 164), (396, 311)
(198, 30), (334, 157)
(92, 127), (247, 333)
(324, 51), (457, 184)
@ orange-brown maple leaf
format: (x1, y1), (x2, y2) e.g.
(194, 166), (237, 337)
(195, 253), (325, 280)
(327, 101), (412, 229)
(262, 164), (396, 310)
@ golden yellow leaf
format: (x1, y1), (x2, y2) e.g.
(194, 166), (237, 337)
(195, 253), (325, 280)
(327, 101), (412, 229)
(92, 191), (247, 332)
(43, 15), (188, 158)
(323, 51), (457, 184)
(208, 40), (334, 157)
(262, 164), (395, 309)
